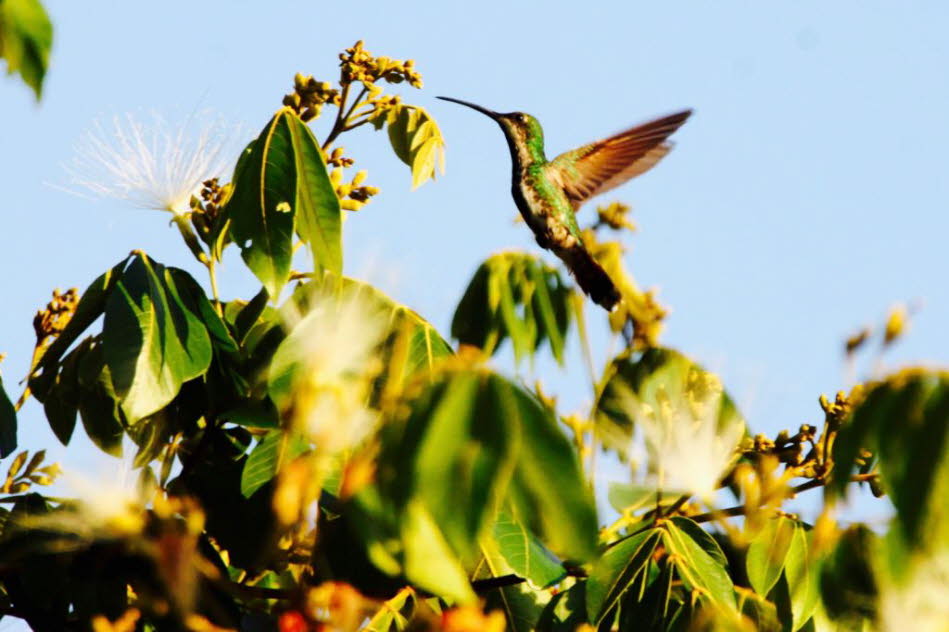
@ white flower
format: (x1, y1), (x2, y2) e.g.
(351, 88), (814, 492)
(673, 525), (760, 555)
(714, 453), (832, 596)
(61, 110), (242, 214)
(623, 373), (744, 503)
(878, 550), (949, 632)
(23, 459), (153, 539)
(275, 287), (388, 453)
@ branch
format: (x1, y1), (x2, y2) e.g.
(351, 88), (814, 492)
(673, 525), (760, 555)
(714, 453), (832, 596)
(689, 473), (878, 525)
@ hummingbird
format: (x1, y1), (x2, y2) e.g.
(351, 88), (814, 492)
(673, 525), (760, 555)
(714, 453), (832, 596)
(437, 96), (691, 311)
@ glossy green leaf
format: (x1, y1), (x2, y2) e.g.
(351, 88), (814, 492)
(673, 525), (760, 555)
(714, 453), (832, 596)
(489, 509), (565, 589)
(76, 341), (125, 456)
(586, 529), (662, 624)
(29, 257), (129, 401)
(169, 268), (237, 353)
(227, 109), (298, 297)
(594, 347), (746, 459)
(0, 374), (16, 458)
(746, 515), (796, 596)
(285, 112), (342, 275)
(232, 287), (271, 345)
(784, 524), (819, 630)
(832, 370), (949, 552)
(103, 254), (212, 423)
(0, 0), (52, 99)
(663, 517), (736, 608)
(240, 431), (310, 497)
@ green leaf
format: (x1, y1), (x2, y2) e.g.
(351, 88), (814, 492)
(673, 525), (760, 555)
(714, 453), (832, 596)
(103, 254), (212, 423)
(231, 287), (270, 345)
(285, 112), (343, 275)
(452, 253), (573, 366)
(0, 374), (16, 458)
(586, 529), (662, 624)
(746, 515), (796, 596)
(535, 583), (588, 632)
(168, 268), (237, 353)
(508, 384), (598, 562)
(381, 105), (445, 189)
(783, 524), (819, 631)
(240, 431), (310, 498)
(818, 525), (878, 624)
(737, 589), (782, 632)
(489, 509), (565, 589)
(832, 370), (949, 553)
(76, 341), (125, 456)
(401, 498), (475, 604)
(41, 338), (89, 445)
(0, 0), (52, 99)
(594, 347), (746, 459)
(29, 257), (129, 401)
(476, 514), (558, 632)
(663, 517), (736, 608)
(227, 110), (298, 297)
(607, 483), (676, 514)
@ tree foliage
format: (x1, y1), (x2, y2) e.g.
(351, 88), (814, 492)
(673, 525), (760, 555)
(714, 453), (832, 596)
(0, 39), (945, 632)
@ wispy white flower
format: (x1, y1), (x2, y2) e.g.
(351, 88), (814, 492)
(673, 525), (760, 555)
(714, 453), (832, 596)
(275, 287), (388, 454)
(622, 373), (744, 503)
(878, 550), (949, 632)
(23, 459), (153, 540)
(61, 110), (242, 214)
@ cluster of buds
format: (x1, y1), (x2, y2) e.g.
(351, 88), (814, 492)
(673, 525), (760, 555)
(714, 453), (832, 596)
(339, 40), (422, 89)
(745, 423), (818, 471)
(819, 389), (855, 430)
(326, 146), (354, 168)
(330, 167), (379, 211)
(595, 201), (637, 232)
(32, 287), (79, 349)
(284, 73), (342, 122)
(189, 178), (230, 244)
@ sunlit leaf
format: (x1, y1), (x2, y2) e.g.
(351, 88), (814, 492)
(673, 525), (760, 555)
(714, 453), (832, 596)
(746, 515), (796, 596)
(663, 517), (736, 608)
(103, 254), (212, 423)
(401, 499), (475, 604)
(452, 252), (573, 365)
(586, 529), (661, 624)
(383, 105), (446, 189)
(240, 430), (310, 497)
(784, 524), (819, 630)
(489, 509), (565, 589)
(0, 0), (52, 99)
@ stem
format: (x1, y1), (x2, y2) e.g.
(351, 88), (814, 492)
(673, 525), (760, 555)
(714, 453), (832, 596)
(689, 473), (878, 525)
(208, 258), (222, 317)
(663, 494), (692, 518)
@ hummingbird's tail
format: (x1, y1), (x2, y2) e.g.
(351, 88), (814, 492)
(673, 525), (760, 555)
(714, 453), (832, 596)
(559, 245), (621, 311)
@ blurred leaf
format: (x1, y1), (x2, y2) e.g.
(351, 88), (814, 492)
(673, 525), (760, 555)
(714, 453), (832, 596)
(832, 369), (949, 552)
(594, 347), (745, 460)
(103, 254), (212, 423)
(535, 583), (588, 632)
(0, 374), (16, 458)
(586, 529), (662, 624)
(817, 525), (878, 626)
(240, 431), (310, 498)
(663, 517), (736, 608)
(452, 253), (573, 365)
(608, 483), (677, 514)
(737, 589), (782, 632)
(783, 524), (819, 631)
(401, 498), (475, 604)
(285, 112), (343, 276)
(0, 0), (52, 99)
(227, 110), (297, 297)
(746, 515), (796, 596)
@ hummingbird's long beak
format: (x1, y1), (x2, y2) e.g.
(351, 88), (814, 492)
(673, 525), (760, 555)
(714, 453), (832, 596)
(436, 96), (501, 120)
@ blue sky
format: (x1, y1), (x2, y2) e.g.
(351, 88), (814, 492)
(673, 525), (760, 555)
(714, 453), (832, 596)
(2, 1), (947, 538)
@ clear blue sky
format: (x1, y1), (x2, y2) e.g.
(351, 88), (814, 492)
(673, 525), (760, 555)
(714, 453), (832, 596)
(3, 1), (947, 541)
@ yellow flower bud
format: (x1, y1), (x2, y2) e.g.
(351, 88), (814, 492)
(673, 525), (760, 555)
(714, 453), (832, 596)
(352, 170), (367, 186)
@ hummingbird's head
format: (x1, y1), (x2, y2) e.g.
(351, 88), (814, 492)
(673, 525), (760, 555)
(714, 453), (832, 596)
(437, 97), (546, 161)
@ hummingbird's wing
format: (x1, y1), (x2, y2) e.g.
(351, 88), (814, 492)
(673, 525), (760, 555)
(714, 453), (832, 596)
(546, 109), (692, 210)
